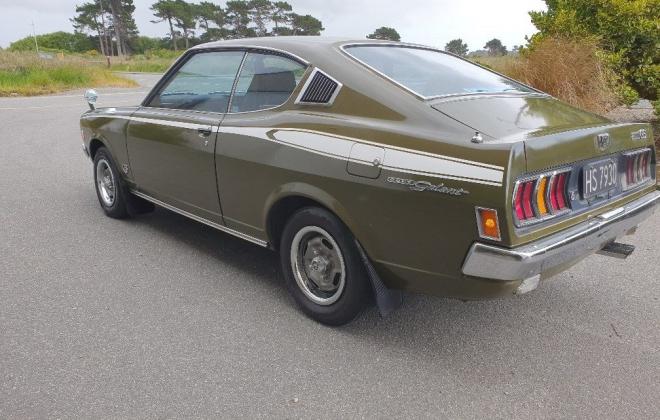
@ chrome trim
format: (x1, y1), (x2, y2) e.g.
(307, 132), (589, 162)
(294, 67), (343, 106)
(144, 48), (309, 116)
(339, 42), (545, 101)
(463, 191), (660, 282)
(128, 115), (220, 132)
(130, 190), (268, 248)
(226, 51), (249, 114)
(190, 44), (310, 66)
(631, 128), (648, 141)
(475, 207), (501, 241)
(138, 106), (225, 117)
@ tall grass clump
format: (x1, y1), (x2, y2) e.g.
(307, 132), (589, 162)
(0, 51), (136, 96)
(478, 37), (627, 114)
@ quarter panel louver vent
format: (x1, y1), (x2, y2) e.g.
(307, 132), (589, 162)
(296, 69), (342, 105)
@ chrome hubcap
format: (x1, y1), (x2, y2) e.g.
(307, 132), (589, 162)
(290, 226), (346, 305)
(96, 159), (115, 206)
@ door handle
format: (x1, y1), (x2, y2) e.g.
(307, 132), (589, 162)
(197, 127), (213, 137)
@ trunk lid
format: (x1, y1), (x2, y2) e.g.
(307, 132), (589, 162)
(431, 95), (653, 172)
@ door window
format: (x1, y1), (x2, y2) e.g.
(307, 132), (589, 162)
(148, 51), (245, 113)
(230, 52), (306, 113)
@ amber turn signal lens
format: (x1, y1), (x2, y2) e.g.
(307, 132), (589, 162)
(536, 176), (548, 215)
(476, 207), (501, 241)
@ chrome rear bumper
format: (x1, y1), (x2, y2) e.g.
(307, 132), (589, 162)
(462, 191), (659, 282)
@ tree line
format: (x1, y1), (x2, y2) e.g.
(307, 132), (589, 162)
(149, 0), (323, 51)
(56, 0), (323, 56)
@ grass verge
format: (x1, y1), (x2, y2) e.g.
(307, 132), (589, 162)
(108, 52), (179, 73)
(0, 51), (136, 96)
(109, 59), (174, 73)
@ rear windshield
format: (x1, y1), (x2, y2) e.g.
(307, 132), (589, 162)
(344, 45), (534, 98)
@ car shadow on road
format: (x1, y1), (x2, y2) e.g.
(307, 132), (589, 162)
(116, 202), (639, 355)
(122, 206), (584, 343)
(124, 207), (290, 298)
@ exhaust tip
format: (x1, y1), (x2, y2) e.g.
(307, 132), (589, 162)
(597, 242), (635, 259)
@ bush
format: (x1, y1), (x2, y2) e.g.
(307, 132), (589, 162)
(9, 31), (94, 53)
(616, 84), (640, 107)
(480, 37), (626, 113)
(529, 0), (660, 100)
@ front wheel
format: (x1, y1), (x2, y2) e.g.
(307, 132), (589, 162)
(280, 207), (370, 326)
(93, 147), (130, 219)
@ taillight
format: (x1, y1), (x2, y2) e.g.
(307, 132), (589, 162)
(513, 169), (572, 227)
(622, 149), (653, 190)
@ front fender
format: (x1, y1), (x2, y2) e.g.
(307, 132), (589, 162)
(79, 107), (137, 180)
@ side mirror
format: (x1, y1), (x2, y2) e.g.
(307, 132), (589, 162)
(84, 89), (98, 110)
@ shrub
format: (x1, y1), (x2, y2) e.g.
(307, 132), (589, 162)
(529, 0), (660, 100)
(9, 31), (94, 53)
(481, 37), (625, 113)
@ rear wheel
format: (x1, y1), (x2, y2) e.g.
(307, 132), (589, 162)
(280, 207), (369, 326)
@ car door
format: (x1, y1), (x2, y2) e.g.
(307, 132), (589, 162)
(127, 50), (245, 223)
(215, 51), (308, 238)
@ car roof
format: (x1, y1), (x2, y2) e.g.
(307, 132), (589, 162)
(191, 36), (396, 51)
(189, 36), (433, 65)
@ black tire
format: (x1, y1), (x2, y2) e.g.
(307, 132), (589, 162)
(93, 147), (130, 219)
(280, 207), (370, 326)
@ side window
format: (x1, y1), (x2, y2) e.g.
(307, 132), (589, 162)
(231, 52), (306, 113)
(148, 51), (245, 113)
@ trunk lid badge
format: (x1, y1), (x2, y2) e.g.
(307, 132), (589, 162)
(595, 133), (611, 151)
(631, 129), (647, 141)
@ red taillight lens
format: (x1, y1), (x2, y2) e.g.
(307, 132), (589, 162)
(622, 149), (653, 190)
(555, 173), (567, 210)
(514, 170), (571, 226)
(549, 175), (559, 210)
(626, 157), (634, 184)
(514, 183), (525, 220)
(522, 181), (535, 219)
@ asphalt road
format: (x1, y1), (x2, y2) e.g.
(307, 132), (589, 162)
(1, 75), (659, 419)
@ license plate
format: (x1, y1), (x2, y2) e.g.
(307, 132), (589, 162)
(582, 159), (617, 198)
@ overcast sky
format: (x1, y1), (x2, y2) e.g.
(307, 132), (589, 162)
(0, 0), (547, 50)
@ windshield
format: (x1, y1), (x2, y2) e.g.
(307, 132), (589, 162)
(344, 45), (535, 98)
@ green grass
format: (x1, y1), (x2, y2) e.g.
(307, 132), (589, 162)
(108, 52), (180, 73)
(0, 51), (136, 96)
(109, 59), (174, 73)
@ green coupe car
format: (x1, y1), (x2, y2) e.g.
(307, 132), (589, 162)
(80, 37), (658, 325)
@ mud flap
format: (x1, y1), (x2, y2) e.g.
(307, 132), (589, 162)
(355, 241), (403, 317)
